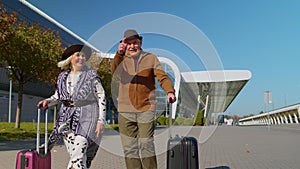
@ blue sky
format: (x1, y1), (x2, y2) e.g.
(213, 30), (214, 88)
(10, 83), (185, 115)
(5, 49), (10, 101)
(26, 0), (300, 117)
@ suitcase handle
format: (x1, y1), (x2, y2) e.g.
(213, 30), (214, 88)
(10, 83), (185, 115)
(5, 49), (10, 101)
(36, 108), (48, 154)
(168, 98), (173, 138)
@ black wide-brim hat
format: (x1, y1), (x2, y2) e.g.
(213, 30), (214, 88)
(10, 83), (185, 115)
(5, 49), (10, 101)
(61, 44), (92, 61)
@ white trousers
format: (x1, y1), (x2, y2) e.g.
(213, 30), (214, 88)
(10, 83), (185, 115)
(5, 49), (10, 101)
(64, 132), (88, 169)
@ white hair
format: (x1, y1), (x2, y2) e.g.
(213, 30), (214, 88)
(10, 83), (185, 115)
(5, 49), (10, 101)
(57, 53), (91, 70)
(57, 55), (73, 70)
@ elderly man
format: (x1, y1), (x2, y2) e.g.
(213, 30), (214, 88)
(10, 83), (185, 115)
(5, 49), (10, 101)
(111, 29), (176, 169)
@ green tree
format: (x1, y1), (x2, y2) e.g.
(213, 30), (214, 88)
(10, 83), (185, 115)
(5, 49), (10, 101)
(0, 6), (62, 128)
(96, 58), (116, 123)
(88, 55), (113, 101)
(96, 58), (112, 99)
(88, 55), (116, 123)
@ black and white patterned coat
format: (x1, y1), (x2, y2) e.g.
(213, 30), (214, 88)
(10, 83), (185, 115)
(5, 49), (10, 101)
(48, 69), (106, 144)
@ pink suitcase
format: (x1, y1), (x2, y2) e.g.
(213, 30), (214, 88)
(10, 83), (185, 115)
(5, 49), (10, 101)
(15, 108), (51, 169)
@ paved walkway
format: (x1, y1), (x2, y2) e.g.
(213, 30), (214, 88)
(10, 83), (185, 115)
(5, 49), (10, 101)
(1, 124), (300, 169)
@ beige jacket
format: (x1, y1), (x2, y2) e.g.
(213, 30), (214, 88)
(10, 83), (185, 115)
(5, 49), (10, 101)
(111, 51), (175, 112)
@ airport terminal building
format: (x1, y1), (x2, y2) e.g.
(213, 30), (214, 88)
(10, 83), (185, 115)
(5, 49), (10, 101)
(0, 0), (251, 124)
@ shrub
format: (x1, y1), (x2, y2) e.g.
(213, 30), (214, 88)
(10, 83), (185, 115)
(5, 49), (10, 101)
(154, 119), (158, 126)
(156, 116), (167, 125)
(183, 118), (194, 126)
(174, 117), (185, 125)
(194, 110), (204, 126)
(106, 124), (119, 131)
(165, 118), (175, 125)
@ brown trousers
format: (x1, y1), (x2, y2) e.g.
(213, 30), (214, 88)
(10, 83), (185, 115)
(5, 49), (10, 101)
(118, 111), (157, 169)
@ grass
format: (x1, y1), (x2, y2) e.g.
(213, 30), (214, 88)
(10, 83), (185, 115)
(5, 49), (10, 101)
(0, 122), (119, 141)
(0, 122), (54, 141)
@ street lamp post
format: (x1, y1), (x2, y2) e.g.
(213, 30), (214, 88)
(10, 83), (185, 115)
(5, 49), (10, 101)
(7, 66), (13, 123)
(264, 91), (272, 128)
(8, 77), (12, 123)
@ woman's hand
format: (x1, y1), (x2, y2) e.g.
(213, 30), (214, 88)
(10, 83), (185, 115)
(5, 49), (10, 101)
(95, 122), (105, 137)
(37, 100), (48, 110)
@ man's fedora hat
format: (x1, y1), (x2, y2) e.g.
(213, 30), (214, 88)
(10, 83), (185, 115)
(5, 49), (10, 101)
(121, 29), (143, 42)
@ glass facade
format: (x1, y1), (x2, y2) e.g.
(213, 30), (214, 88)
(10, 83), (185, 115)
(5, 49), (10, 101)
(155, 62), (175, 117)
(0, 0), (94, 122)
(2, 0), (84, 47)
(0, 0), (90, 97)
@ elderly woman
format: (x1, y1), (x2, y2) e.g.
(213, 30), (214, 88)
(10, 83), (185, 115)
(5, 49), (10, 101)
(38, 44), (106, 169)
